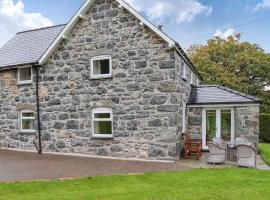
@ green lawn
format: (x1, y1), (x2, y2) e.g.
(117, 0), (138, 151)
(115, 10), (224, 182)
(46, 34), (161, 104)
(1, 169), (270, 200)
(259, 143), (270, 165)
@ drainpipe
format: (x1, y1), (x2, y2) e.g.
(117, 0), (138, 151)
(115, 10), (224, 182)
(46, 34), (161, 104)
(35, 65), (42, 154)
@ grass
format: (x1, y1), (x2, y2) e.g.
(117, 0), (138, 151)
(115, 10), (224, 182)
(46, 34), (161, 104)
(259, 143), (270, 165)
(1, 169), (270, 200)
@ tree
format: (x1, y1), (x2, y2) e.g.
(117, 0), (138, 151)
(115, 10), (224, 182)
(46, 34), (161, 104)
(188, 34), (270, 112)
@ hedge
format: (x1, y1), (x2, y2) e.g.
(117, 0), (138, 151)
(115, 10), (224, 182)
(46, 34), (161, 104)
(260, 113), (270, 143)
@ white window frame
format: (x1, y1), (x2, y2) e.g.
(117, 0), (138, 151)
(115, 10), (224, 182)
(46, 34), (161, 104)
(191, 72), (194, 85)
(182, 101), (187, 133)
(20, 110), (35, 133)
(202, 108), (235, 150)
(182, 61), (186, 79)
(90, 55), (112, 79)
(92, 107), (113, 138)
(197, 78), (200, 86)
(17, 66), (33, 85)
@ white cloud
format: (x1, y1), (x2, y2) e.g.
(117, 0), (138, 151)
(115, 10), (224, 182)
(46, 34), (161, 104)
(125, 0), (212, 23)
(0, 0), (53, 47)
(255, 0), (270, 10)
(214, 28), (236, 39)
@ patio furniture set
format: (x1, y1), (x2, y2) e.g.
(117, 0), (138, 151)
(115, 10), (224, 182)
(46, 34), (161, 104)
(208, 137), (257, 168)
(183, 134), (257, 168)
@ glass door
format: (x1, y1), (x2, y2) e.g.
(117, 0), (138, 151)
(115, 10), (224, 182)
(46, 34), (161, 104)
(221, 110), (232, 141)
(203, 108), (234, 149)
(206, 110), (217, 142)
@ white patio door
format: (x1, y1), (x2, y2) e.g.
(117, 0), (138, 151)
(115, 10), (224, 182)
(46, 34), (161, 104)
(202, 108), (235, 149)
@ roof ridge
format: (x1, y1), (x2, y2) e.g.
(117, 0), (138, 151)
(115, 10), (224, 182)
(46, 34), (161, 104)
(17, 24), (67, 34)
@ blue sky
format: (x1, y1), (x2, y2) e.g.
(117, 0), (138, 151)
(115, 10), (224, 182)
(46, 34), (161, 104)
(0, 0), (270, 52)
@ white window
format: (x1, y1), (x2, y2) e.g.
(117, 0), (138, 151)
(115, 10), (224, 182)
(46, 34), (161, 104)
(18, 67), (32, 84)
(197, 78), (200, 86)
(92, 108), (113, 138)
(91, 55), (112, 79)
(191, 72), (194, 85)
(182, 101), (187, 133)
(182, 62), (186, 79)
(21, 110), (35, 133)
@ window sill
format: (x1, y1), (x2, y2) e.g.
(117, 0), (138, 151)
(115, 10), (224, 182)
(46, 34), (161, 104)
(90, 75), (112, 80)
(91, 135), (114, 140)
(17, 81), (33, 86)
(19, 130), (36, 134)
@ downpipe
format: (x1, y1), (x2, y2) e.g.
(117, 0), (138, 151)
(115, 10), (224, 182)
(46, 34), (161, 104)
(35, 65), (42, 154)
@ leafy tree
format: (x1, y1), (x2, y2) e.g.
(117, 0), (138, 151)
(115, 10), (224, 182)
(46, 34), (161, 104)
(188, 34), (270, 112)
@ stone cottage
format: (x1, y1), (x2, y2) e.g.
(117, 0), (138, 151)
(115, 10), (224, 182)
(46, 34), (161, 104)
(0, 0), (260, 160)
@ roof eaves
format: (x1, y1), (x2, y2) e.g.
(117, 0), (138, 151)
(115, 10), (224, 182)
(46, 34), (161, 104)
(187, 101), (261, 106)
(0, 62), (39, 71)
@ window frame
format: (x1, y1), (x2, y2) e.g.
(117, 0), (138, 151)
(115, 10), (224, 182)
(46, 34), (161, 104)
(92, 107), (113, 138)
(182, 61), (186, 80)
(190, 72), (194, 85)
(17, 66), (33, 85)
(20, 109), (35, 133)
(182, 101), (187, 133)
(90, 55), (112, 79)
(197, 78), (200, 86)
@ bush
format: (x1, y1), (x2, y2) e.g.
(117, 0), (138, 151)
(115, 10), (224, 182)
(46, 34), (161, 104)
(260, 113), (270, 143)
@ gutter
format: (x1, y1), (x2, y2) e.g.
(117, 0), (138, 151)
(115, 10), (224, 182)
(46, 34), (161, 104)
(0, 62), (39, 71)
(34, 65), (42, 154)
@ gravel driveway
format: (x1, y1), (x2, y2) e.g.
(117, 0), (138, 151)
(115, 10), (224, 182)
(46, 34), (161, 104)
(0, 149), (190, 182)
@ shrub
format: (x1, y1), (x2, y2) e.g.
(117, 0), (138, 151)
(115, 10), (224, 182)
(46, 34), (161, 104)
(260, 113), (270, 143)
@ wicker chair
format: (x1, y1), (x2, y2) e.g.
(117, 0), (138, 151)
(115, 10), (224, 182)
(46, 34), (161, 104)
(207, 141), (227, 164)
(212, 138), (226, 147)
(236, 144), (257, 168)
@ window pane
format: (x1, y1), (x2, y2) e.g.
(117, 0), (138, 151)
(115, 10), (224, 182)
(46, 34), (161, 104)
(19, 68), (31, 81)
(93, 59), (110, 75)
(94, 113), (111, 119)
(206, 110), (216, 141)
(22, 112), (34, 118)
(221, 110), (231, 141)
(94, 121), (112, 135)
(22, 119), (34, 130)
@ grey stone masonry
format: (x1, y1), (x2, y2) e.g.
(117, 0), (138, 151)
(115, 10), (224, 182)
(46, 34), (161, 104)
(0, 0), (196, 160)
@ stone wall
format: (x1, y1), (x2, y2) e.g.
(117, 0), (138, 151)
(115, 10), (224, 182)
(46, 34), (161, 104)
(39, 0), (192, 160)
(0, 69), (37, 149)
(187, 107), (202, 138)
(235, 105), (260, 144)
(187, 105), (260, 144)
(0, 0), (199, 160)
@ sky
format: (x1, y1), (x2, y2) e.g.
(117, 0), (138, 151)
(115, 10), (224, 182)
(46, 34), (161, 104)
(0, 0), (270, 53)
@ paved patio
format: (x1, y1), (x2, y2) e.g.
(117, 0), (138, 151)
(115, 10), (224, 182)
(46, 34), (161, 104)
(0, 149), (191, 182)
(180, 153), (270, 170)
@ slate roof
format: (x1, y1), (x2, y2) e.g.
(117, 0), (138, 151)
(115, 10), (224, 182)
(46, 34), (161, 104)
(188, 85), (261, 105)
(0, 24), (66, 69)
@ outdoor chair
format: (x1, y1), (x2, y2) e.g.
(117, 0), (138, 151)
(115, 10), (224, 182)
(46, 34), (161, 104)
(212, 137), (226, 147)
(183, 133), (202, 160)
(207, 141), (227, 164)
(236, 144), (257, 168)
